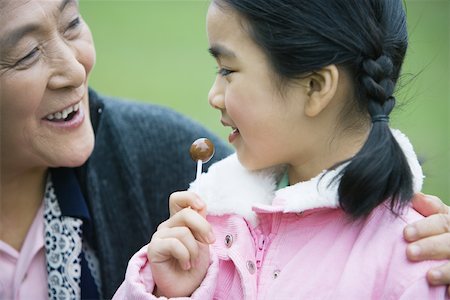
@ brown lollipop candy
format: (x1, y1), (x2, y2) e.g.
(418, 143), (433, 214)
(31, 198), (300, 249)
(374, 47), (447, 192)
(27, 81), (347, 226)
(190, 138), (215, 178)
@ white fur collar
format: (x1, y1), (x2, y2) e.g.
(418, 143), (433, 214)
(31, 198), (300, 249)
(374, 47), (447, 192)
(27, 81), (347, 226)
(189, 129), (424, 225)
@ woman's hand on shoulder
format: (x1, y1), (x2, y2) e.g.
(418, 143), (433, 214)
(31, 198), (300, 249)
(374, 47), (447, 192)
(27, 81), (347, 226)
(148, 191), (214, 298)
(404, 193), (450, 294)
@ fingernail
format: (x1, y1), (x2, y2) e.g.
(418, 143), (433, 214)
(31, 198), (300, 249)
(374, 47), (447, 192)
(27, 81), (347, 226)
(183, 261), (191, 270)
(405, 226), (418, 240)
(409, 245), (421, 257)
(195, 198), (205, 208)
(430, 269), (443, 280)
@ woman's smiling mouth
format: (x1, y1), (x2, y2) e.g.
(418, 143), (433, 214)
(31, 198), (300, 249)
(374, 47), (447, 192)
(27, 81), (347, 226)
(42, 101), (85, 129)
(45, 101), (81, 122)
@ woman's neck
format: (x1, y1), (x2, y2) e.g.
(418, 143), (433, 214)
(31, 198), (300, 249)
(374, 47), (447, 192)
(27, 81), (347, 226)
(0, 167), (47, 251)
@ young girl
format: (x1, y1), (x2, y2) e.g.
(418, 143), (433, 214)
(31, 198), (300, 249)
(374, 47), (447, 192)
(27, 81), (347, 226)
(114, 0), (447, 298)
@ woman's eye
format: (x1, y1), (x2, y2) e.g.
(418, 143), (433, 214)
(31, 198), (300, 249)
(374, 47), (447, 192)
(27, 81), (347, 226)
(16, 47), (39, 66)
(67, 17), (81, 31)
(218, 68), (234, 77)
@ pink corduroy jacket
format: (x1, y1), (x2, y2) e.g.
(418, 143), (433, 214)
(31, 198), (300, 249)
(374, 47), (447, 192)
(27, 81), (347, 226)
(113, 130), (447, 299)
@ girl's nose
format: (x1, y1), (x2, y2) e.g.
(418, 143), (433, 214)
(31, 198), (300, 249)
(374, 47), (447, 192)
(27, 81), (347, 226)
(208, 76), (225, 110)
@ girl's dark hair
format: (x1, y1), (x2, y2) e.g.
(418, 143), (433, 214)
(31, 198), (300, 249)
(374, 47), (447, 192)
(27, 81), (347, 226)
(214, 0), (413, 218)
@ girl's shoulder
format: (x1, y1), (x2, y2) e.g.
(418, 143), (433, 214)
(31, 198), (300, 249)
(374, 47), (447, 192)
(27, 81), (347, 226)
(354, 203), (444, 294)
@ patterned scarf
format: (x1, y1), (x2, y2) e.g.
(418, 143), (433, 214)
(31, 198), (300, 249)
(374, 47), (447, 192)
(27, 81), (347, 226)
(43, 177), (82, 300)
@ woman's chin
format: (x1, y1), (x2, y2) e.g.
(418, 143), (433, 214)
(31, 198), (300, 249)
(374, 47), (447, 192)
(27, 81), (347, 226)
(53, 136), (95, 168)
(71, 143), (94, 167)
(64, 153), (92, 167)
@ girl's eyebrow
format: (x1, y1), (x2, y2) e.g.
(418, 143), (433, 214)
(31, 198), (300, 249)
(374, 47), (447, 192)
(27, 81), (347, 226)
(208, 45), (236, 59)
(1, 0), (76, 50)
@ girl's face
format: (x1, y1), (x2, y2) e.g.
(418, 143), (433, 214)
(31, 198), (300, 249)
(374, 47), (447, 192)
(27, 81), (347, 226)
(0, 0), (96, 173)
(207, 3), (317, 172)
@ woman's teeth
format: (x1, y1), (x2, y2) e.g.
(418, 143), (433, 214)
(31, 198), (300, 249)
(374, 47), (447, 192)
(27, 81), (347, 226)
(46, 102), (80, 121)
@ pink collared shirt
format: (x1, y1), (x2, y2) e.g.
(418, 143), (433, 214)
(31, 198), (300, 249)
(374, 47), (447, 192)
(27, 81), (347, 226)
(0, 202), (47, 300)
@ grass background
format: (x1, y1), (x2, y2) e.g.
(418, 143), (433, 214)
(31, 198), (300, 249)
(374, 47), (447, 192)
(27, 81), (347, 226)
(80, 0), (449, 201)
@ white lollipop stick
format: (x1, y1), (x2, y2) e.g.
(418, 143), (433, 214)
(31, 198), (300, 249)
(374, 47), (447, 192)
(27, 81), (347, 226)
(196, 160), (202, 179)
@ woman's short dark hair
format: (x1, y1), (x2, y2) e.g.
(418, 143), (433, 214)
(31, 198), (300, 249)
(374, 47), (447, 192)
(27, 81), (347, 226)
(214, 0), (412, 218)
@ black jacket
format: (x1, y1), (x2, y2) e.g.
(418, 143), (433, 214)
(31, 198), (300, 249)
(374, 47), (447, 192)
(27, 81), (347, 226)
(76, 89), (231, 298)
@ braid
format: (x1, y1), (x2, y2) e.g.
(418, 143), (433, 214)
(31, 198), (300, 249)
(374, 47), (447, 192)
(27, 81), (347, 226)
(360, 55), (396, 122)
(361, 56), (395, 108)
(338, 53), (413, 217)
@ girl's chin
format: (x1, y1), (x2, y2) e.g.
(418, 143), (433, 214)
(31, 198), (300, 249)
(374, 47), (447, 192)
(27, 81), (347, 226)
(236, 153), (260, 171)
(236, 152), (280, 172)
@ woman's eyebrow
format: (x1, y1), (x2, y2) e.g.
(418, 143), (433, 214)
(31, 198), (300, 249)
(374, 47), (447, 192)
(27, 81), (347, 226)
(59, 0), (77, 12)
(0, 0), (76, 50)
(1, 23), (40, 50)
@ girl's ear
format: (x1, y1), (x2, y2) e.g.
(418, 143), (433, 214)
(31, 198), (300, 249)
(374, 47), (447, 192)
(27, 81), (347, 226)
(304, 65), (339, 117)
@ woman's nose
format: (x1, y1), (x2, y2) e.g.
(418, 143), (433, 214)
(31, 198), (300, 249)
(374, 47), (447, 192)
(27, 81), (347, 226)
(208, 76), (225, 110)
(47, 41), (86, 90)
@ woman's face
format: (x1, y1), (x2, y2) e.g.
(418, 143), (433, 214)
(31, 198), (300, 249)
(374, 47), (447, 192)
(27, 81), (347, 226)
(207, 3), (316, 172)
(0, 0), (96, 172)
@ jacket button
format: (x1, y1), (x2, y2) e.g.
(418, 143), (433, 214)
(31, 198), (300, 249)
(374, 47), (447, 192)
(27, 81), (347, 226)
(273, 269), (281, 279)
(224, 234), (233, 248)
(246, 260), (256, 274)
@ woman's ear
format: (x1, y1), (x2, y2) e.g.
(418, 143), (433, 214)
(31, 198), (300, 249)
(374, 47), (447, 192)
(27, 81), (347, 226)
(304, 65), (339, 117)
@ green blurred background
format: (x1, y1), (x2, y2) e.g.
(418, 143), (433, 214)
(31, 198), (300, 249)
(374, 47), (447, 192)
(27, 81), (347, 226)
(80, 0), (449, 201)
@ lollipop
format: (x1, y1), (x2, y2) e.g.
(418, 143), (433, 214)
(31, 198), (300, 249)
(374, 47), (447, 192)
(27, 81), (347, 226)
(190, 138), (215, 179)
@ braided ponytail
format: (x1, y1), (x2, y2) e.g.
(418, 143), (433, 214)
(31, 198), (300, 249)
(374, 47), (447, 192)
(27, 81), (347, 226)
(337, 55), (413, 217)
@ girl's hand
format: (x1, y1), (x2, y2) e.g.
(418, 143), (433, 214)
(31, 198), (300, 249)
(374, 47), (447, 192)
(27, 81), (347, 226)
(404, 193), (450, 295)
(148, 192), (215, 298)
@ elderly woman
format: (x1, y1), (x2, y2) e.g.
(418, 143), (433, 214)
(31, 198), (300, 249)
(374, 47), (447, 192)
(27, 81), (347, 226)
(0, 0), (448, 299)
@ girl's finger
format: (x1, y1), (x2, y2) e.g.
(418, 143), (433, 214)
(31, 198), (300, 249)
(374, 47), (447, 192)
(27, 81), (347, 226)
(169, 191), (206, 216)
(154, 226), (201, 261)
(148, 237), (192, 270)
(158, 207), (215, 244)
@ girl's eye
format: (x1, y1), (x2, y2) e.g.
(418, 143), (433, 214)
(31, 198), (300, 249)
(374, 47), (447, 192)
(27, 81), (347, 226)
(218, 68), (234, 77)
(16, 47), (39, 66)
